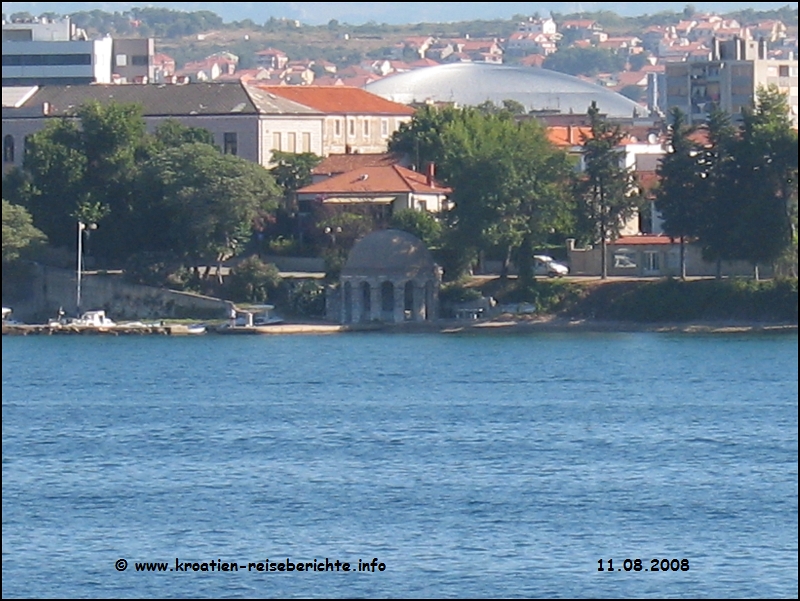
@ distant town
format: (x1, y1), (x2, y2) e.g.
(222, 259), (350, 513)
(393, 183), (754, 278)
(1, 5), (798, 328)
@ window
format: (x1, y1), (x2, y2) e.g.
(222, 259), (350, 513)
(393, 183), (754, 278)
(644, 251), (660, 272)
(131, 55), (149, 66)
(334, 119), (341, 137)
(779, 65), (790, 78)
(2, 53), (92, 66)
(381, 119), (389, 137)
(3, 135), (14, 163)
(115, 54), (128, 67)
(349, 119), (356, 137)
(363, 119), (370, 137)
(272, 132), (282, 151)
(287, 132), (296, 153)
(302, 132), (311, 153)
(223, 132), (238, 155)
(613, 249), (637, 269)
(417, 200), (427, 212)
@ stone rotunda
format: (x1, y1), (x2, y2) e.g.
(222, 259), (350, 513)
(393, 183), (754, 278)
(339, 229), (441, 324)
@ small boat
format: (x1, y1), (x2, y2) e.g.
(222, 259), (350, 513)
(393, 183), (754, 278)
(73, 310), (117, 328)
(2, 307), (22, 326)
(186, 324), (207, 335)
(218, 305), (284, 333)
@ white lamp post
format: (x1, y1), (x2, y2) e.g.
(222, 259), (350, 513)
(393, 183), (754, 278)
(76, 221), (97, 315)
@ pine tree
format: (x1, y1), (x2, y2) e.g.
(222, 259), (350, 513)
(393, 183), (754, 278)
(656, 108), (702, 280)
(579, 102), (640, 279)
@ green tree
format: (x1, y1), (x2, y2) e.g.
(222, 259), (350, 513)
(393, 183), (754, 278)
(439, 110), (573, 281)
(728, 86), (798, 278)
(579, 101), (641, 279)
(390, 209), (443, 249)
(388, 105), (464, 172)
(2, 199), (46, 263)
(136, 143), (282, 278)
(153, 119), (216, 149)
(269, 151), (323, 200)
(10, 101), (149, 258)
(655, 107), (702, 279)
(226, 256), (282, 303)
(694, 108), (739, 274)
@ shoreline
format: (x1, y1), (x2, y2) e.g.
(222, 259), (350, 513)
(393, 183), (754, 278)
(2, 317), (796, 336)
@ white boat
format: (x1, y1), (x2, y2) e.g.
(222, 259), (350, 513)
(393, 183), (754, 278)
(218, 305), (285, 334)
(73, 310), (117, 328)
(2, 307), (22, 325)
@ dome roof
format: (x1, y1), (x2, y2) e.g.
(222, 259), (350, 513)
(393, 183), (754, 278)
(343, 229), (438, 279)
(366, 63), (644, 118)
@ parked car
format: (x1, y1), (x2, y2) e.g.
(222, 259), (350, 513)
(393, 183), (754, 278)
(533, 255), (570, 277)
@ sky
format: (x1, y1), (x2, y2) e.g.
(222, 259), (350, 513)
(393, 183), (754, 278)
(2, 2), (794, 25)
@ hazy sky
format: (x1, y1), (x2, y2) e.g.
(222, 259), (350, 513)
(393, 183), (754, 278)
(3, 2), (794, 25)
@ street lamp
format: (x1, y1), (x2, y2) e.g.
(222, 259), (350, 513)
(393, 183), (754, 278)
(324, 226), (342, 247)
(76, 221), (97, 315)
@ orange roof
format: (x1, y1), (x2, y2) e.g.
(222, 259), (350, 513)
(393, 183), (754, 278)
(614, 235), (676, 245)
(298, 165), (451, 195)
(312, 153), (406, 176)
(547, 125), (594, 146)
(547, 125), (643, 147)
(253, 85), (414, 115)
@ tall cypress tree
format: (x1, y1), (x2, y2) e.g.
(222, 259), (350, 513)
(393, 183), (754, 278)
(656, 108), (702, 280)
(580, 102), (640, 279)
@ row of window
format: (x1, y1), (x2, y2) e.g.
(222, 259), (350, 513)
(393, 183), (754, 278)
(3, 54), (92, 66)
(271, 132), (312, 153)
(333, 118), (390, 139)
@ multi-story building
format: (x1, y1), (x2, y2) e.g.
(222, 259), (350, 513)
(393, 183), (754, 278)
(2, 17), (155, 86)
(666, 37), (799, 126)
(1, 82), (325, 173)
(251, 86), (415, 156)
(2, 82), (417, 173)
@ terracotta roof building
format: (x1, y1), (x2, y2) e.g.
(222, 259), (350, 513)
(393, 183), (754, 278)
(310, 152), (409, 183)
(296, 164), (450, 214)
(253, 85), (415, 155)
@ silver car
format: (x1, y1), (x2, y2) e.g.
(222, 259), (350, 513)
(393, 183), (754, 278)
(533, 255), (570, 277)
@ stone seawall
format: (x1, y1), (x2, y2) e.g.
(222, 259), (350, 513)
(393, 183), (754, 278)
(3, 264), (232, 322)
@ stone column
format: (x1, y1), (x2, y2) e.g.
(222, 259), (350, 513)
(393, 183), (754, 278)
(370, 280), (381, 322)
(348, 278), (361, 323)
(393, 278), (404, 323)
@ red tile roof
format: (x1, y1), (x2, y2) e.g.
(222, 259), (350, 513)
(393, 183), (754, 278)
(614, 235), (676, 245)
(252, 85), (414, 115)
(298, 165), (451, 195)
(312, 153), (407, 176)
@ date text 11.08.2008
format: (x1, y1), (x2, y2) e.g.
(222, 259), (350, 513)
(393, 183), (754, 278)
(598, 559), (689, 572)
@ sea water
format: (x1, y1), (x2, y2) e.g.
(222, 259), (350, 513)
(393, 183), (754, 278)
(2, 333), (797, 598)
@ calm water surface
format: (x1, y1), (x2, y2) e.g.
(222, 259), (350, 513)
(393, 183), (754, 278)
(2, 333), (797, 598)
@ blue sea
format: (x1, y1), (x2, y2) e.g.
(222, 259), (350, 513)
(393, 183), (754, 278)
(2, 333), (798, 598)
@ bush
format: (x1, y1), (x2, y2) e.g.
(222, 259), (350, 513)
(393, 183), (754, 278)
(439, 281), (482, 304)
(390, 209), (442, 248)
(288, 280), (326, 317)
(225, 256), (282, 303)
(123, 252), (181, 287)
(498, 279), (584, 314)
(573, 278), (799, 323)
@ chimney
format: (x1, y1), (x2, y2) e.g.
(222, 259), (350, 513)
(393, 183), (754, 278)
(426, 162), (435, 187)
